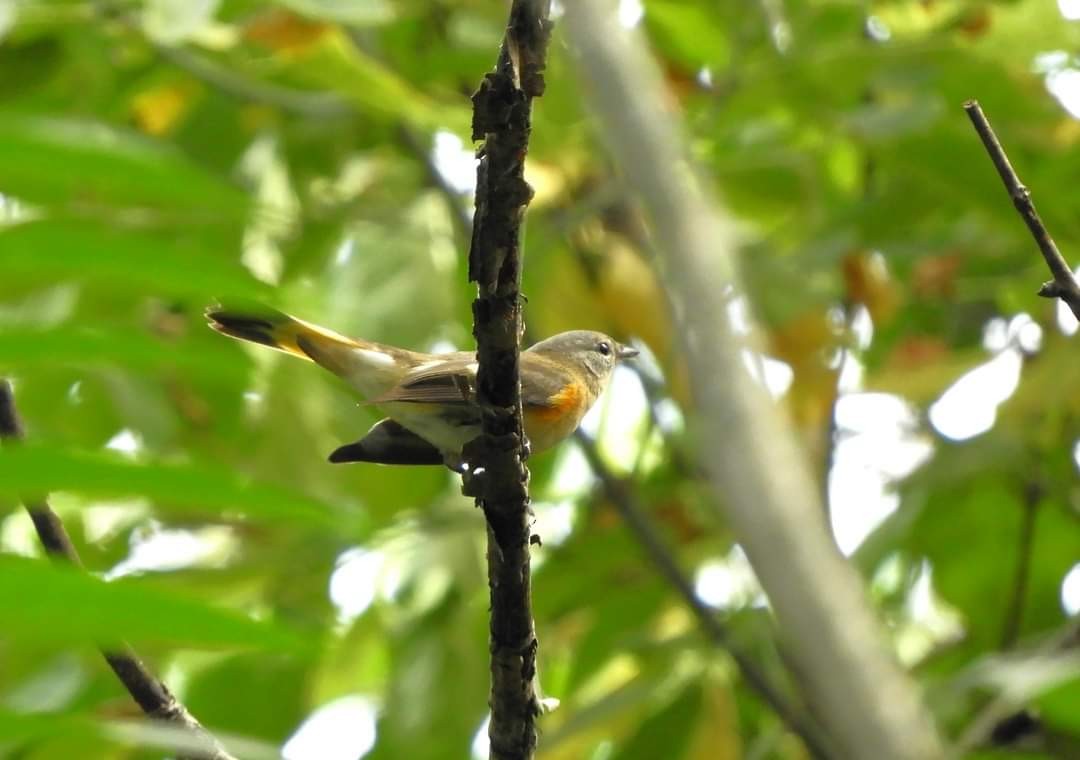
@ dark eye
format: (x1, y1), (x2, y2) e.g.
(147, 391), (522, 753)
(596, 341), (612, 356)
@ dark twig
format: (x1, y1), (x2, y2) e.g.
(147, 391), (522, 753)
(154, 44), (352, 119)
(463, 2), (551, 759)
(574, 432), (835, 760)
(1000, 481), (1041, 650)
(963, 100), (1080, 320)
(0, 380), (237, 760)
(397, 125), (475, 245)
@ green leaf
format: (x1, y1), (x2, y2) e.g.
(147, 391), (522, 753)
(263, 31), (469, 132)
(0, 328), (247, 385)
(566, 581), (666, 693)
(0, 708), (281, 759)
(141, 0), (222, 44)
(1038, 674), (1080, 734)
(645, 1), (730, 71)
(0, 445), (362, 533)
(0, 113), (248, 213)
(183, 652), (308, 741)
(0, 219), (268, 301)
(0, 554), (306, 651)
(612, 681), (703, 760)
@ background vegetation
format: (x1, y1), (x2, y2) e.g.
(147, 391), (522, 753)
(1, 0), (1079, 758)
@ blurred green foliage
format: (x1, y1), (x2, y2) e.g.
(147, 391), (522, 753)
(1, 0), (1079, 758)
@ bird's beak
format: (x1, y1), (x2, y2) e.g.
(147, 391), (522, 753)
(617, 344), (639, 360)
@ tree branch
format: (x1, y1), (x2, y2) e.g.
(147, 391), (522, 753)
(1000, 481), (1041, 650)
(463, 3), (551, 759)
(963, 100), (1080, 320)
(0, 380), (237, 760)
(574, 433), (836, 759)
(562, 4), (943, 758)
(397, 125), (475, 245)
(154, 43), (353, 119)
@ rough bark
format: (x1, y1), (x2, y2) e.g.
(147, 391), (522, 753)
(462, 2), (552, 759)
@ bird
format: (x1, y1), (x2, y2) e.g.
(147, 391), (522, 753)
(206, 306), (638, 468)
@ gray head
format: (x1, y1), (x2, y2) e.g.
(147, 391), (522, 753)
(528, 330), (638, 393)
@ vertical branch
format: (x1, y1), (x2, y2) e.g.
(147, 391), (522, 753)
(0, 380), (236, 760)
(463, 2), (551, 759)
(1000, 482), (1041, 650)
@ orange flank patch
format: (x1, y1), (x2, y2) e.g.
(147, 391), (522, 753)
(524, 380), (588, 453)
(529, 381), (584, 421)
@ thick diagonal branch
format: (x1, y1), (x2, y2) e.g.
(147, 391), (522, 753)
(0, 380), (236, 760)
(964, 100), (1080, 320)
(463, 2), (551, 759)
(562, 4), (943, 759)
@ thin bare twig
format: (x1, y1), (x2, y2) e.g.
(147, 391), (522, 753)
(963, 100), (1080, 320)
(1000, 482), (1041, 650)
(155, 44), (353, 119)
(464, 2), (551, 758)
(397, 125), (475, 244)
(574, 432), (835, 760)
(0, 380), (237, 760)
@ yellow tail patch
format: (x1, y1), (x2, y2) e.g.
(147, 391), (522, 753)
(206, 307), (356, 362)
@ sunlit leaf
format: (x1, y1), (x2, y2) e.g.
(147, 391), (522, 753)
(277, 0), (394, 26)
(0, 113), (247, 214)
(264, 30), (469, 132)
(0, 328), (247, 385)
(142, 0), (222, 44)
(0, 709), (280, 759)
(0, 219), (266, 301)
(0, 554), (307, 651)
(0, 445), (361, 533)
(644, 1), (730, 72)
(612, 681), (703, 760)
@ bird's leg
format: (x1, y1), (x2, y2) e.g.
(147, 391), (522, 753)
(452, 454), (488, 499)
(443, 452), (469, 474)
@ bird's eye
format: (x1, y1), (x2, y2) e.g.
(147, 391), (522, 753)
(596, 341), (612, 356)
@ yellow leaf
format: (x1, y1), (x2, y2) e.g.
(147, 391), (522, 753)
(131, 82), (198, 137)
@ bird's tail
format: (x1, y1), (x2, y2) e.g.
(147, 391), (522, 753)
(206, 304), (415, 399)
(206, 305), (356, 364)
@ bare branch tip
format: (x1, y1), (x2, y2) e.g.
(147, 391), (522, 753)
(1037, 281), (1061, 299)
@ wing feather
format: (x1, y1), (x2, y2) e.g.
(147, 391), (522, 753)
(371, 352), (578, 412)
(371, 356), (476, 405)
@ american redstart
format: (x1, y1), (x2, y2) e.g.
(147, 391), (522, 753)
(207, 306), (638, 468)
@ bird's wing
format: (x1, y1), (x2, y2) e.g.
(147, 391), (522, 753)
(371, 353), (577, 411)
(370, 355), (477, 405)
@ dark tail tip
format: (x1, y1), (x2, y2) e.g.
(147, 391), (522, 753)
(205, 304), (283, 349)
(328, 442), (364, 464)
